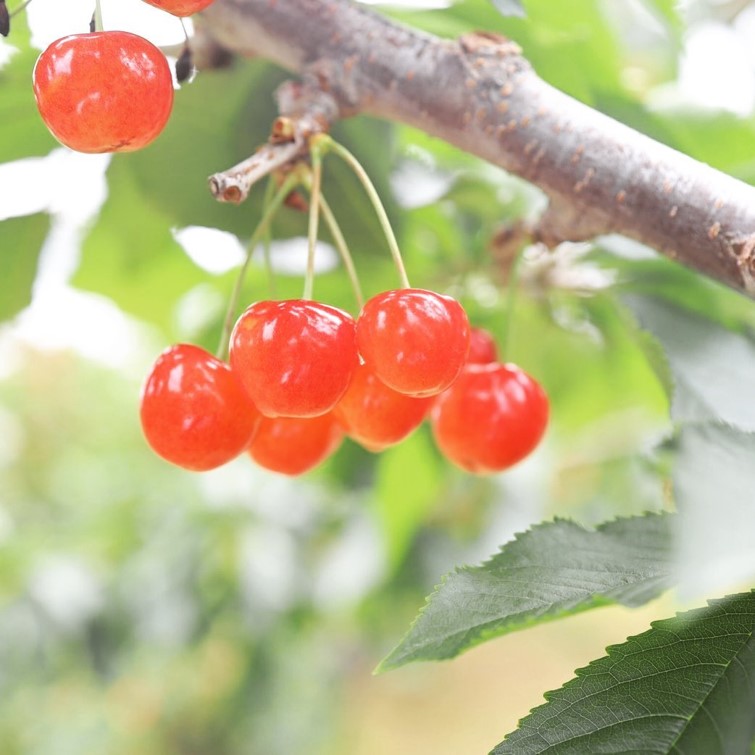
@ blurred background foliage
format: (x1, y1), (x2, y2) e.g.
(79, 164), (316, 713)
(0, 0), (754, 752)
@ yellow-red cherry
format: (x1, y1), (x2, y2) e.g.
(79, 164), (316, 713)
(333, 362), (434, 451)
(467, 326), (498, 364)
(142, 0), (215, 16)
(356, 288), (470, 397)
(140, 344), (261, 471)
(431, 362), (548, 474)
(248, 413), (344, 476)
(33, 31), (174, 154)
(230, 300), (359, 418)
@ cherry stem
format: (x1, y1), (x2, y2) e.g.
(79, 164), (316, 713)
(303, 148), (323, 301)
(318, 193), (364, 309)
(322, 136), (411, 290)
(499, 244), (527, 361)
(180, 17), (190, 44)
(9, 0), (32, 19)
(261, 176), (277, 298)
(216, 171), (300, 360)
(93, 0), (103, 32)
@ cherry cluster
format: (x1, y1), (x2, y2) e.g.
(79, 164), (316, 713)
(140, 288), (549, 476)
(32, 0), (215, 154)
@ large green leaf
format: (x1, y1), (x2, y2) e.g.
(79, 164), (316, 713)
(378, 512), (673, 671)
(625, 295), (755, 431)
(0, 212), (50, 322)
(493, 590), (755, 754)
(674, 422), (755, 598)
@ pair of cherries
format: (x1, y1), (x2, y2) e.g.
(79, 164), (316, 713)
(140, 289), (549, 476)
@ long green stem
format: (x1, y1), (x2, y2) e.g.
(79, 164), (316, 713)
(216, 172), (300, 360)
(9, 0), (33, 19)
(303, 150), (323, 300)
(323, 137), (411, 289)
(319, 194), (364, 309)
(498, 244), (527, 361)
(93, 0), (103, 32)
(260, 176), (277, 298)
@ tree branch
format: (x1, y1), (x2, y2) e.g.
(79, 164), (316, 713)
(198, 0), (755, 297)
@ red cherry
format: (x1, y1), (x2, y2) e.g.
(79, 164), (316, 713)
(356, 288), (470, 397)
(248, 413), (343, 476)
(140, 344), (261, 471)
(467, 327), (498, 364)
(142, 0), (215, 16)
(33, 31), (174, 154)
(230, 300), (358, 418)
(333, 362), (433, 451)
(431, 362), (548, 474)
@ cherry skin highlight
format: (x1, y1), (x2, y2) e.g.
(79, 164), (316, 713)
(141, 0), (216, 16)
(333, 362), (434, 451)
(248, 413), (344, 476)
(33, 31), (174, 154)
(230, 300), (359, 418)
(140, 344), (261, 471)
(356, 288), (470, 397)
(467, 326), (498, 364)
(431, 362), (549, 474)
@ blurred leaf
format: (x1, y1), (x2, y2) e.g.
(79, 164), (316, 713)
(674, 423), (755, 597)
(490, 0), (525, 18)
(493, 590), (755, 754)
(0, 14), (58, 162)
(625, 295), (755, 430)
(643, 0), (683, 39)
(0, 212), (50, 321)
(374, 429), (445, 570)
(378, 512), (673, 670)
(73, 157), (209, 333)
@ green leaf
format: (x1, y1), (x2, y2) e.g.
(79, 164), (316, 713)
(378, 512), (673, 671)
(625, 295), (755, 431)
(0, 15), (58, 162)
(493, 590), (755, 754)
(0, 212), (50, 322)
(674, 423), (755, 598)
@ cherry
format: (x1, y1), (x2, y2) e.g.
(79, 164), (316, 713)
(248, 413), (343, 476)
(142, 0), (216, 16)
(140, 344), (261, 471)
(467, 326), (498, 364)
(230, 300), (358, 418)
(33, 31), (174, 154)
(333, 362), (434, 451)
(431, 362), (548, 474)
(356, 288), (470, 397)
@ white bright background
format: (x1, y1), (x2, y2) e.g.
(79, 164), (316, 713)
(0, 0), (754, 371)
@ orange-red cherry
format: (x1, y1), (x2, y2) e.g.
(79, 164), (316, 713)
(33, 31), (174, 154)
(140, 344), (261, 471)
(142, 0), (215, 16)
(356, 288), (470, 397)
(230, 300), (359, 418)
(248, 413), (344, 476)
(431, 362), (548, 474)
(333, 362), (434, 451)
(467, 326), (498, 364)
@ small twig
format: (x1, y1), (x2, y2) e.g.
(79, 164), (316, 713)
(209, 140), (304, 203)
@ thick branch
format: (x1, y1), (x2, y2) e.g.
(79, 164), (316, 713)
(198, 0), (755, 297)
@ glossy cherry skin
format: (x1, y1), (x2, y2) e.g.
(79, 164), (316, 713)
(140, 344), (261, 471)
(431, 362), (548, 474)
(33, 31), (174, 153)
(248, 413), (344, 476)
(333, 362), (434, 451)
(142, 0), (215, 16)
(356, 288), (470, 397)
(467, 326), (498, 364)
(230, 300), (359, 418)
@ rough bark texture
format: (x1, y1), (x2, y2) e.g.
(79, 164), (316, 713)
(198, 0), (755, 297)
